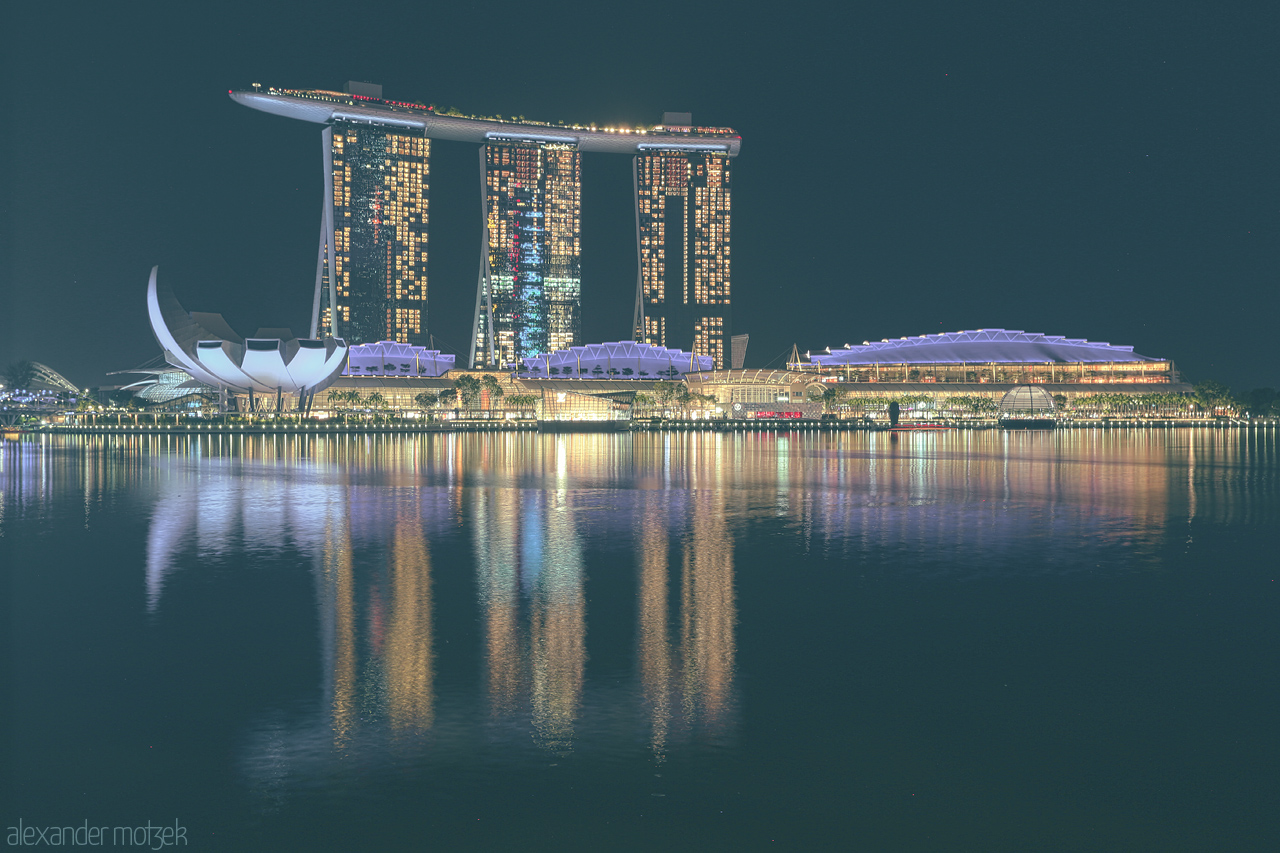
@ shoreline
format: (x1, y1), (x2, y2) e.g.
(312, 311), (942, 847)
(6, 418), (1274, 437)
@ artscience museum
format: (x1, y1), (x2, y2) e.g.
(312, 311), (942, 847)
(147, 267), (348, 411)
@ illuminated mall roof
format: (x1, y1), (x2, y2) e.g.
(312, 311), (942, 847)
(345, 341), (455, 378)
(231, 87), (741, 156)
(522, 342), (713, 376)
(809, 329), (1158, 366)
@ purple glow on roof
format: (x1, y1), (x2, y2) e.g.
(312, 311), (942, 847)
(810, 329), (1157, 365)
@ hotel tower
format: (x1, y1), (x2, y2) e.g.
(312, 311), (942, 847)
(472, 140), (581, 368)
(318, 110), (429, 346)
(634, 113), (733, 368)
(232, 84), (739, 363)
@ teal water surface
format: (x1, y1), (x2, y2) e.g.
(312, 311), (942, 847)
(4, 429), (1278, 851)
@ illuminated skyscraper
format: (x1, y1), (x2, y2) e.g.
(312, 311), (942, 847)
(471, 141), (581, 368)
(232, 87), (739, 357)
(634, 114), (732, 369)
(317, 115), (429, 346)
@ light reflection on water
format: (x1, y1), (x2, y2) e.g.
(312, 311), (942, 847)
(3, 428), (1277, 814)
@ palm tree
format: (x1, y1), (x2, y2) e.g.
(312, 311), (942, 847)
(454, 375), (482, 410)
(414, 391), (439, 416)
(809, 385), (847, 415)
(480, 374), (505, 409)
(673, 385), (693, 413)
(651, 381), (679, 415)
(506, 393), (538, 416)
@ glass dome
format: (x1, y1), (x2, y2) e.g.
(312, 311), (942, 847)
(999, 385), (1056, 415)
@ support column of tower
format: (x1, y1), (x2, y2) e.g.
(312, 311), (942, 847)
(314, 126), (338, 340)
(470, 145), (496, 369)
(632, 155), (646, 343)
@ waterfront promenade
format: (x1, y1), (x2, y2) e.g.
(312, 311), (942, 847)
(10, 417), (1271, 437)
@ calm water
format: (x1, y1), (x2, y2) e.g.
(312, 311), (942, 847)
(4, 429), (1278, 851)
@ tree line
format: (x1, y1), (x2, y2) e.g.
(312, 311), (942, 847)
(808, 383), (1280, 417)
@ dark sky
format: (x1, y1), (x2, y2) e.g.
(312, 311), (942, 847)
(4, 1), (1277, 391)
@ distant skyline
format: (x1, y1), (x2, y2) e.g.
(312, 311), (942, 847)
(5, 1), (1277, 391)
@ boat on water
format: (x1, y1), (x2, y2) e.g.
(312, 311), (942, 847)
(889, 423), (955, 431)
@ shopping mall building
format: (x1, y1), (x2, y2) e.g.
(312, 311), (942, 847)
(683, 328), (1192, 419)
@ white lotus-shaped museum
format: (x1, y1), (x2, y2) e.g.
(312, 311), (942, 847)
(146, 266), (347, 398)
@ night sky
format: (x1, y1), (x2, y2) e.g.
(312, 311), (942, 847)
(5, 1), (1277, 391)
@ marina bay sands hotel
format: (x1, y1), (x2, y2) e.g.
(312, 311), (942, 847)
(232, 83), (740, 369)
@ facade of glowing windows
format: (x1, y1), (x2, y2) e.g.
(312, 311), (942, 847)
(233, 87), (739, 362)
(634, 135), (732, 369)
(318, 120), (429, 347)
(472, 141), (582, 369)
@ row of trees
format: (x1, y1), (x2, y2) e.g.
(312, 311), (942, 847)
(1051, 385), (1279, 417)
(632, 381), (717, 416)
(807, 383), (1280, 418)
(325, 376), (539, 418)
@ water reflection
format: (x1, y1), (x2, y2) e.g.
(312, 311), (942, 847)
(311, 484), (445, 751)
(386, 516), (436, 734)
(634, 487), (738, 762)
(472, 486), (586, 751)
(4, 428), (1276, 795)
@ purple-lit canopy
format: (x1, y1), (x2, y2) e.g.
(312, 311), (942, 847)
(344, 341), (455, 378)
(520, 342), (712, 377)
(809, 329), (1157, 365)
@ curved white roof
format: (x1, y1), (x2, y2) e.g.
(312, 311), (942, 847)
(232, 89), (741, 157)
(810, 329), (1156, 365)
(28, 362), (80, 394)
(146, 266), (348, 394)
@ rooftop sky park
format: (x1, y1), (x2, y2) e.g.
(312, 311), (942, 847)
(233, 83), (739, 374)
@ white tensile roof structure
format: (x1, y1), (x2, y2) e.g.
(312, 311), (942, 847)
(520, 342), (713, 377)
(28, 363), (80, 394)
(809, 329), (1156, 365)
(344, 341), (455, 378)
(146, 266), (348, 395)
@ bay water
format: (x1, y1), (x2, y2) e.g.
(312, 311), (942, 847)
(4, 429), (1277, 851)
